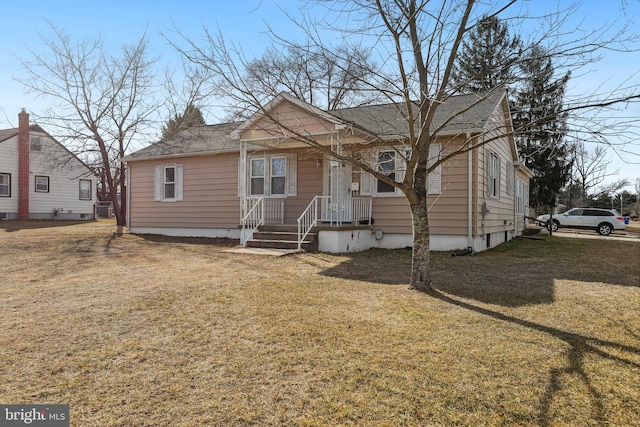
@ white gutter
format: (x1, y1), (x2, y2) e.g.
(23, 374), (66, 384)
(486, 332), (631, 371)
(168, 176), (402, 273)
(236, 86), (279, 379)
(467, 132), (473, 250)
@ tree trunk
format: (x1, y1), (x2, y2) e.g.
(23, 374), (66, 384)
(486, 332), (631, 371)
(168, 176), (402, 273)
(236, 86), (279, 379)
(408, 194), (432, 292)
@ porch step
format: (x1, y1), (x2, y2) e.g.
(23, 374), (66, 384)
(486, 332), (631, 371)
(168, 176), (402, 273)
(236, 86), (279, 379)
(246, 225), (319, 252)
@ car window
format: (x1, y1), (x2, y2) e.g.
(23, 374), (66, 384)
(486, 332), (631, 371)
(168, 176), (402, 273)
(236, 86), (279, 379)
(567, 209), (583, 216)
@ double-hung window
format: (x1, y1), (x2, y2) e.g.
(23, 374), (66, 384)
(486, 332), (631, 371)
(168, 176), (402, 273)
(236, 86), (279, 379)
(487, 151), (501, 199)
(154, 164), (184, 202)
(270, 157), (286, 195)
(250, 158), (265, 196)
(0, 173), (10, 197)
(35, 176), (49, 193)
(245, 154), (296, 198)
(79, 179), (92, 200)
(164, 166), (176, 200)
(376, 151), (396, 194)
(361, 145), (441, 196)
(506, 162), (514, 196)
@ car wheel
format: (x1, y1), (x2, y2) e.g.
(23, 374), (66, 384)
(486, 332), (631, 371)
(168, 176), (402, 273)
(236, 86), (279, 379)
(597, 223), (613, 236)
(546, 220), (559, 232)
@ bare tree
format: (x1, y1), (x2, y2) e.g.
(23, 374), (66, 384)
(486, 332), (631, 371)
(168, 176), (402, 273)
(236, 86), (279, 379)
(169, 1), (640, 292)
(16, 23), (158, 231)
(570, 141), (617, 206)
(242, 42), (384, 111)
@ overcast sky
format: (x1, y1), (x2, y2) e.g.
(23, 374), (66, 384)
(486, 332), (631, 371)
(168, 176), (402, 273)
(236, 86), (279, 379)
(1, 0), (638, 192)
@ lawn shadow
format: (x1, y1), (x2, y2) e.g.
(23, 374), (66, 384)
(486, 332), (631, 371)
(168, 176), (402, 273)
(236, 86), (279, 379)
(319, 238), (639, 307)
(0, 219), (93, 232)
(318, 248), (557, 306)
(316, 248), (412, 285)
(136, 233), (238, 247)
(427, 288), (640, 426)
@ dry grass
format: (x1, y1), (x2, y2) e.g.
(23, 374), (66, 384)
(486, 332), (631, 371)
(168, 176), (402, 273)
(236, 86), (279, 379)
(1, 220), (639, 426)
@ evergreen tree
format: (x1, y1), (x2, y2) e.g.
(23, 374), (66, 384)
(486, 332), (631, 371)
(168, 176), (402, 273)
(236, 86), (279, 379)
(512, 45), (572, 218)
(162, 104), (206, 140)
(449, 15), (522, 94)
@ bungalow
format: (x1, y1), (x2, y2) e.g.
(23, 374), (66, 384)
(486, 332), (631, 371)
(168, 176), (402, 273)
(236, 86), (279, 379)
(0, 110), (96, 220)
(123, 90), (532, 253)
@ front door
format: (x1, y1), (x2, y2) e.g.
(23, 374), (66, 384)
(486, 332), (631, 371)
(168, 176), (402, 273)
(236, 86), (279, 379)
(323, 158), (353, 223)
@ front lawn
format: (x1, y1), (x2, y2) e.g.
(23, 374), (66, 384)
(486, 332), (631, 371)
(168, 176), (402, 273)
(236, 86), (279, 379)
(1, 221), (638, 426)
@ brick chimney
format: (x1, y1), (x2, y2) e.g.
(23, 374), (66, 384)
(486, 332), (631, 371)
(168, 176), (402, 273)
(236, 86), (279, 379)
(18, 109), (30, 220)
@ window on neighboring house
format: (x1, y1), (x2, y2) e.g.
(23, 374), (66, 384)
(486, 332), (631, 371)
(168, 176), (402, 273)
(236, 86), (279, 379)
(79, 179), (92, 200)
(154, 164), (184, 202)
(487, 151), (501, 198)
(0, 173), (10, 197)
(35, 176), (49, 193)
(376, 151), (396, 194)
(30, 138), (42, 151)
(270, 157), (286, 195)
(250, 158), (265, 196)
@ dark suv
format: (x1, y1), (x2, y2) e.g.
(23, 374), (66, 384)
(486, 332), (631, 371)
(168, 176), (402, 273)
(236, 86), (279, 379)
(536, 208), (626, 236)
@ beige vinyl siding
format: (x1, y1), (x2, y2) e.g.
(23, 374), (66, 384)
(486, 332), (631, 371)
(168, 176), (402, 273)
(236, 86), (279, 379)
(240, 102), (335, 141)
(477, 103), (517, 236)
(282, 152), (323, 223)
(360, 137), (472, 236)
(129, 153), (240, 229)
(428, 139), (471, 235)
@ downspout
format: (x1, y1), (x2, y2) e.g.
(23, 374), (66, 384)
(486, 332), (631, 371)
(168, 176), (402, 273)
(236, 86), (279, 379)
(513, 165), (517, 237)
(467, 132), (473, 251)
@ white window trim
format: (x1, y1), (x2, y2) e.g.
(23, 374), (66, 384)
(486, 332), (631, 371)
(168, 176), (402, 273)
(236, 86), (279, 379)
(0, 173), (10, 197)
(270, 155), (287, 196)
(361, 145), (441, 197)
(375, 150), (399, 196)
(35, 175), (50, 193)
(79, 179), (92, 201)
(427, 143), (442, 195)
(249, 158), (266, 197)
(154, 164), (184, 202)
(245, 154), (296, 198)
(506, 162), (514, 196)
(487, 150), (501, 199)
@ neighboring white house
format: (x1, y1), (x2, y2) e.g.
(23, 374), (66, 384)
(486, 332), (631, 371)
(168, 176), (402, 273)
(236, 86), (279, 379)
(0, 110), (96, 220)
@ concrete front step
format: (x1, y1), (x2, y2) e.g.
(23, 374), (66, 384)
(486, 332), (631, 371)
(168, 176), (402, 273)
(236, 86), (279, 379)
(246, 238), (316, 251)
(257, 224), (300, 233)
(245, 224), (319, 252)
(252, 231), (317, 242)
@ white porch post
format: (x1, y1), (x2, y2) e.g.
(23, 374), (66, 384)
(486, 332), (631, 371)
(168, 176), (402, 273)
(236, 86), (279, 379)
(240, 140), (247, 219)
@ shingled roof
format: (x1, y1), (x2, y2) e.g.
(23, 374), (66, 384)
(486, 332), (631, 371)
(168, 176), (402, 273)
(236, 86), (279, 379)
(125, 90), (506, 160)
(330, 90), (506, 139)
(124, 122), (241, 161)
(0, 124), (49, 143)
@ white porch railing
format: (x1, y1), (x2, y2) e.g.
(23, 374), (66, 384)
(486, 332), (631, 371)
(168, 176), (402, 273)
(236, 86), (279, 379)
(240, 198), (285, 245)
(297, 196), (372, 250)
(297, 196), (329, 250)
